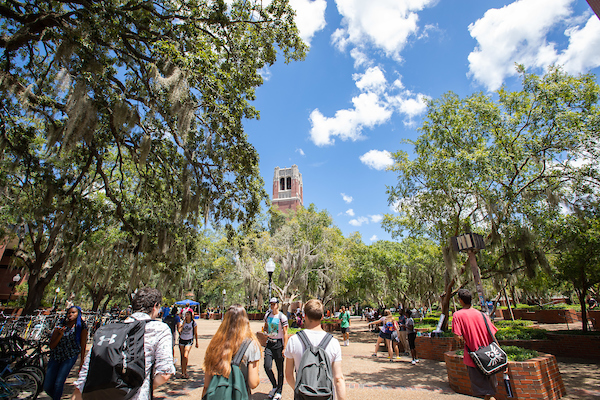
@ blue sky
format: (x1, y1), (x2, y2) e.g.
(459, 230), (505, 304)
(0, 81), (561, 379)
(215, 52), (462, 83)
(243, 0), (600, 243)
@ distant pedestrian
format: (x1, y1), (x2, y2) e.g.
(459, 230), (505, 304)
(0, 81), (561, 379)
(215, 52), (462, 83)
(162, 306), (181, 356)
(340, 305), (351, 346)
(452, 288), (498, 400)
(397, 309), (410, 356)
(285, 299), (346, 400)
(178, 310), (198, 378)
(202, 305), (261, 398)
(44, 306), (88, 400)
(367, 309), (397, 359)
(406, 310), (419, 364)
(263, 298), (288, 399)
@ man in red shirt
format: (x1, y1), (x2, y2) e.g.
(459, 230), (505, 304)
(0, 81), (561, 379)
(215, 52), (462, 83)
(452, 289), (498, 400)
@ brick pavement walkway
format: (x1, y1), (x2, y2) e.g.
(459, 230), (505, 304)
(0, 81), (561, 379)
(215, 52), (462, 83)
(43, 317), (600, 399)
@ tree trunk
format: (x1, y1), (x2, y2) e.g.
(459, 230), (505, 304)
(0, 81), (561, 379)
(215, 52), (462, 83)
(101, 294), (112, 314)
(24, 272), (51, 315)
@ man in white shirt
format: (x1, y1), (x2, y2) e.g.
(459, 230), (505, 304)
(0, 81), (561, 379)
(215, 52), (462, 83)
(285, 299), (346, 400)
(72, 287), (175, 400)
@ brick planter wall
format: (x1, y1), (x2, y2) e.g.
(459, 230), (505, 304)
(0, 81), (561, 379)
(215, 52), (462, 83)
(588, 310), (600, 330)
(499, 333), (600, 360)
(445, 351), (566, 399)
(321, 322), (340, 332)
(501, 309), (581, 323)
(414, 336), (463, 362)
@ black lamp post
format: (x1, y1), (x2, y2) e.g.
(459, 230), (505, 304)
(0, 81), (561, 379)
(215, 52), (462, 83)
(452, 232), (488, 313)
(8, 273), (20, 301)
(222, 289), (226, 320)
(265, 258), (275, 300)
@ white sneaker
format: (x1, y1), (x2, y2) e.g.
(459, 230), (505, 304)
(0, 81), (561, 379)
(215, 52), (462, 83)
(411, 360), (417, 365)
(273, 393), (282, 400)
(268, 388), (277, 398)
(346, 340), (349, 346)
(415, 359), (420, 363)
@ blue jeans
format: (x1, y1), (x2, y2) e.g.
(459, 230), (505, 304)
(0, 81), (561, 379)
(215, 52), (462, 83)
(44, 356), (78, 399)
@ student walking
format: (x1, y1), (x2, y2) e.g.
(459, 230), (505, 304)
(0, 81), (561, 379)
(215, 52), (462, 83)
(285, 299), (346, 400)
(263, 298), (288, 399)
(72, 287), (175, 400)
(340, 306), (351, 346)
(406, 310), (419, 364)
(178, 310), (198, 378)
(452, 288), (499, 400)
(397, 309), (411, 355)
(367, 309), (397, 359)
(44, 306), (88, 400)
(202, 305), (261, 398)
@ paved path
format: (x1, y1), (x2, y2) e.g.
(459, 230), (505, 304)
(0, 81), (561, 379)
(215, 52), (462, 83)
(46, 318), (600, 399)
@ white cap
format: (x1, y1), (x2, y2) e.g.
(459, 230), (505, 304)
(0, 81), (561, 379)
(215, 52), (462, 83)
(269, 297), (279, 304)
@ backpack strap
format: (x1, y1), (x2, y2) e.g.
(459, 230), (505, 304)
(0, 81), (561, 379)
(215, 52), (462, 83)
(232, 339), (252, 367)
(317, 333), (333, 350)
(296, 330), (311, 352)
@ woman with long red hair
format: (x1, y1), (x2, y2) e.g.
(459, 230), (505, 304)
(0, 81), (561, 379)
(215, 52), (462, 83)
(202, 305), (261, 398)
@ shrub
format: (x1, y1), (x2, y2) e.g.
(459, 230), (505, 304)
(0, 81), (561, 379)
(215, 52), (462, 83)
(495, 326), (547, 340)
(495, 319), (535, 328)
(288, 327), (302, 335)
(456, 346), (539, 361)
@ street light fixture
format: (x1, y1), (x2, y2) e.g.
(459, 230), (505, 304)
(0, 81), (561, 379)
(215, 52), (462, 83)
(53, 287), (60, 308)
(222, 289), (226, 320)
(451, 232), (488, 312)
(265, 258), (276, 300)
(8, 273), (21, 301)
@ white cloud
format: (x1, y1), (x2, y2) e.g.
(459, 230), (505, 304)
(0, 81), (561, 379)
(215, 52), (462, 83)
(345, 209), (355, 216)
(309, 92), (392, 146)
(296, 148), (305, 156)
(557, 16), (600, 74)
(289, 0), (328, 45)
(370, 214), (383, 223)
(341, 193), (353, 203)
(467, 0), (600, 91)
(332, 0), (438, 61)
(353, 67), (387, 93)
(369, 235), (378, 242)
(308, 69), (426, 146)
(360, 150), (393, 170)
(349, 216), (369, 226)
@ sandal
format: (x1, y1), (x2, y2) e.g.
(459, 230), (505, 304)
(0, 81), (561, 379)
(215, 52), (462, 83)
(371, 353), (377, 357)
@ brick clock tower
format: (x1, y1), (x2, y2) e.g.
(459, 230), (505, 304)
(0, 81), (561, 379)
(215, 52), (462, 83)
(272, 165), (303, 212)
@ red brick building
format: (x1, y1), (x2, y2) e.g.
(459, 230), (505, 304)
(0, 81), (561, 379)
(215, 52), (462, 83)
(272, 165), (303, 213)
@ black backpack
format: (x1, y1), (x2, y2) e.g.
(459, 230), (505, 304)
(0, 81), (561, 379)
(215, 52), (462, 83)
(163, 315), (177, 334)
(202, 339), (252, 400)
(293, 330), (334, 400)
(82, 319), (148, 400)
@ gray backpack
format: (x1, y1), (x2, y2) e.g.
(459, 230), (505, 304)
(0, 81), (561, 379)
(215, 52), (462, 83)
(293, 330), (334, 400)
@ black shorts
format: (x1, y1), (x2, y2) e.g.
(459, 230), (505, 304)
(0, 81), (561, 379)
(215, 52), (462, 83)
(467, 366), (498, 396)
(408, 332), (417, 350)
(341, 327), (349, 334)
(379, 331), (392, 340)
(179, 338), (193, 346)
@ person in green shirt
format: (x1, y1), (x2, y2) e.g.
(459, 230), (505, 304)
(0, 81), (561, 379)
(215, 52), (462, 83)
(340, 305), (351, 346)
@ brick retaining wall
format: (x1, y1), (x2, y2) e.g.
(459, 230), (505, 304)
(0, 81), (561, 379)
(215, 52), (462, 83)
(415, 336), (462, 361)
(445, 351), (566, 399)
(500, 333), (600, 360)
(501, 309), (581, 323)
(409, 333), (600, 361)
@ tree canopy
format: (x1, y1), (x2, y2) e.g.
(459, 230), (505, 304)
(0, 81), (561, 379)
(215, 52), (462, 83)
(0, 0), (306, 312)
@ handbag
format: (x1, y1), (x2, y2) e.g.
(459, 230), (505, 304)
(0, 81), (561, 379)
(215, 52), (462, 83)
(466, 311), (508, 375)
